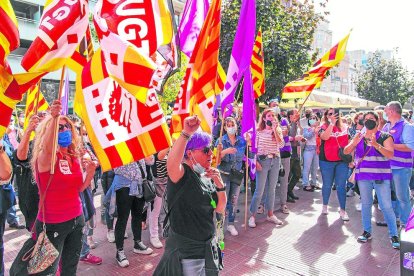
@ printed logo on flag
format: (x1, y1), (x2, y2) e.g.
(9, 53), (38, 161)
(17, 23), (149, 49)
(403, 252), (414, 271)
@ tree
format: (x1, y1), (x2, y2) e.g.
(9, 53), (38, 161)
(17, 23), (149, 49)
(355, 51), (414, 105)
(220, 0), (327, 102)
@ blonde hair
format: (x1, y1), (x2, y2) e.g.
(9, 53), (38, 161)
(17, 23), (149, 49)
(31, 115), (82, 172)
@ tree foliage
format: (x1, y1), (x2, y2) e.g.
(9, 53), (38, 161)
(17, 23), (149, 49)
(355, 51), (414, 105)
(220, 0), (327, 102)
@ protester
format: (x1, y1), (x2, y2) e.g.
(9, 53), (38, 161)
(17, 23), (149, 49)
(110, 157), (155, 268)
(383, 101), (414, 227)
(0, 138), (15, 275)
(148, 148), (170, 248)
(287, 109), (303, 202)
(344, 111), (400, 249)
(302, 112), (320, 191)
(318, 108), (350, 220)
(30, 100), (96, 275)
(249, 109), (284, 228)
(216, 117), (246, 235)
(154, 116), (226, 275)
(101, 170), (116, 242)
(278, 115), (292, 213)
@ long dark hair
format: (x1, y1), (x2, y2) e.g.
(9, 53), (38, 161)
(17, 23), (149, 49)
(323, 108), (343, 129)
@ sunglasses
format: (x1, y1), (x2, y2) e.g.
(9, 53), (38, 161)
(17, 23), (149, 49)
(327, 113), (334, 116)
(194, 145), (213, 154)
(58, 123), (71, 132)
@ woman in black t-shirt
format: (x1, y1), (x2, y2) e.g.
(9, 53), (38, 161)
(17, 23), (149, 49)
(154, 116), (227, 276)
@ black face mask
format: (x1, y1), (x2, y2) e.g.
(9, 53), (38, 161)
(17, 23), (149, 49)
(305, 113), (311, 119)
(358, 119), (364, 126)
(364, 119), (377, 130)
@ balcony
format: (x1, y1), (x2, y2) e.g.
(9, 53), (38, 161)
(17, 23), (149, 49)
(16, 17), (39, 42)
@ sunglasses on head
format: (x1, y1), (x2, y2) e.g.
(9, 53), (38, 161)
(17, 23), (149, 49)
(58, 123), (71, 132)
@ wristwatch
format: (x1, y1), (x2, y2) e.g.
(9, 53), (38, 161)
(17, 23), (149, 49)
(216, 186), (226, 192)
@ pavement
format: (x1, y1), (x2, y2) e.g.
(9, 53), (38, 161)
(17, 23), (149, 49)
(4, 184), (401, 276)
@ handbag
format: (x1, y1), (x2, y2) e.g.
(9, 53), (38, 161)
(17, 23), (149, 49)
(139, 163), (156, 203)
(228, 168), (244, 185)
(279, 165), (285, 177)
(10, 173), (59, 275)
(336, 137), (352, 163)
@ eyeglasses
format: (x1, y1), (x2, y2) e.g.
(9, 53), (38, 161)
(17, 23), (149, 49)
(327, 113), (334, 116)
(194, 145), (213, 155)
(58, 123), (71, 132)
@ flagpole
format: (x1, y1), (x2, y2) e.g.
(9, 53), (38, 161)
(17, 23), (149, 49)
(297, 91), (312, 113)
(33, 79), (42, 114)
(216, 105), (227, 166)
(244, 143), (250, 230)
(234, 78), (245, 104)
(50, 65), (66, 174)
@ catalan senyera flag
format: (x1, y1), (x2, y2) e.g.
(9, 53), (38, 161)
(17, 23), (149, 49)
(251, 27), (265, 99)
(282, 31), (351, 99)
(0, 1), (19, 66)
(23, 84), (49, 140)
(21, 0), (89, 73)
(74, 49), (171, 171)
(171, 0), (222, 135)
(66, 24), (95, 74)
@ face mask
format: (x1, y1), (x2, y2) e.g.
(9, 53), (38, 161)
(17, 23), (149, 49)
(191, 154), (205, 175)
(364, 119), (377, 130)
(309, 119), (316, 126)
(358, 119), (364, 126)
(58, 130), (72, 148)
(305, 113), (311, 119)
(273, 107), (280, 115)
(383, 113), (388, 122)
(227, 127), (236, 135)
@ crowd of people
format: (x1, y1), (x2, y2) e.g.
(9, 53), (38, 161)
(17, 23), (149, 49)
(0, 99), (413, 275)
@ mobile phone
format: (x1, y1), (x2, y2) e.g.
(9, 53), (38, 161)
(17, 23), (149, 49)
(334, 108), (339, 115)
(266, 120), (272, 127)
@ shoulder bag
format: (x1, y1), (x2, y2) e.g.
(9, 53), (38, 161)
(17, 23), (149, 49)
(139, 163), (156, 203)
(335, 136), (353, 163)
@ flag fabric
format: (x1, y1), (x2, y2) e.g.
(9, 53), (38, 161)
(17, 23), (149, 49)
(179, 0), (209, 58)
(251, 28), (265, 99)
(23, 84), (49, 134)
(241, 69), (257, 179)
(171, 0), (222, 135)
(74, 48), (172, 171)
(61, 67), (70, 115)
(220, 0), (256, 115)
(98, 32), (157, 103)
(0, 1), (19, 66)
(66, 24), (95, 74)
(21, 0), (89, 73)
(282, 32), (351, 99)
(406, 208), (414, 232)
(94, 0), (173, 57)
(85, 25), (94, 60)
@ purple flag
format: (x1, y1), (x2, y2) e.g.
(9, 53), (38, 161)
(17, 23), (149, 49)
(178, 0), (209, 58)
(61, 67), (69, 115)
(406, 207), (414, 232)
(221, 0), (256, 114)
(241, 69), (257, 179)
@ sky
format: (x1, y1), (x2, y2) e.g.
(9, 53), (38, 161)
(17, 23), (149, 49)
(316, 0), (414, 71)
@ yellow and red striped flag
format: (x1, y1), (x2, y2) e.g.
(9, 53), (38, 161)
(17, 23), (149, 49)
(282, 32), (351, 99)
(66, 25), (95, 74)
(74, 48), (171, 172)
(21, 0), (89, 73)
(251, 27), (265, 99)
(23, 84), (49, 130)
(0, 1), (19, 66)
(171, 0), (222, 135)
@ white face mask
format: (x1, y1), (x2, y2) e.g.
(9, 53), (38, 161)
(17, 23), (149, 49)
(273, 107), (280, 115)
(191, 154), (205, 175)
(227, 127), (236, 135)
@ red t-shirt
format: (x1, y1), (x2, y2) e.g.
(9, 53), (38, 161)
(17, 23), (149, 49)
(36, 155), (83, 223)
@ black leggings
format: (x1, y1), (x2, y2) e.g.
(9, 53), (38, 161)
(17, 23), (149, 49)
(115, 187), (145, 250)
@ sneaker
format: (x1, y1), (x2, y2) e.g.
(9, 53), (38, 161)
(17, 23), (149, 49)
(294, 186), (300, 190)
(321, 205), (328, 215)
(107, 230), (115, 243)
(390, 236), (400, 249)
(248, 216), (256, 228)
(227, 225), (239, 236)
(87, 236), (98, 249)
(357, 231), (372, 243)
(340, 211), (350, 221)
(356, 203), (362, 212)
(133, 241), (153, 255)
(80, 253), (102, 265)
(116, 249), (129, 268)
(346, 189), (355, 197)
(9, 223), (25, 230)
(257, 204), (264, 214)
(266, 215), (283, 225)
(124, 232), (128, 239)
(150, 237), (163, 249)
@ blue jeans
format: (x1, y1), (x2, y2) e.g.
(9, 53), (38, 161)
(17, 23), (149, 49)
(319, 160), (348, 210)
(359, 180), (398, 237)
(302, 148), (319, 186)
(0, 213), (5, 276)
(250, 157), (280, 214)
(6, 206), (19, 225)
(221, 175), (241, 224)
(410, 169), (414, 190)
(391, 168), (413, 224)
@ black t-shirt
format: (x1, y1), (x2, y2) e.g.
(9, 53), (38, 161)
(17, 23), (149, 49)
(167, 164), (217, 242)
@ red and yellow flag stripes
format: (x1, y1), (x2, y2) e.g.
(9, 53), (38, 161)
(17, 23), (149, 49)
(251, 27), (265, 99)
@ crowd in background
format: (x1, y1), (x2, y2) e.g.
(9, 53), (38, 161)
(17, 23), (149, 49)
(0, 99), (413, 275)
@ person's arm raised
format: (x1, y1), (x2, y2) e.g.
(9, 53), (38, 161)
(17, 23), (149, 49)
(167, 116), (201, 183)
(17, 115), (39, 161)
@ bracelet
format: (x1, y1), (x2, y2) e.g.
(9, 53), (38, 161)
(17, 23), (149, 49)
(180, 131), (191, 140)
(216, 186), (226, 192)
